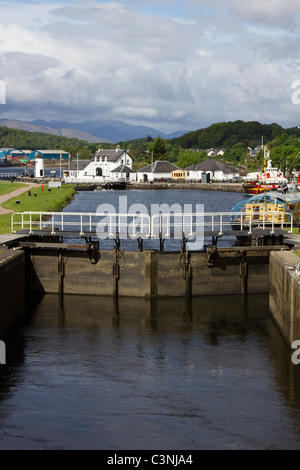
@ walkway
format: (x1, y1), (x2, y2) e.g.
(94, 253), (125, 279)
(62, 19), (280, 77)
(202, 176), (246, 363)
(0, 183), (39, 215)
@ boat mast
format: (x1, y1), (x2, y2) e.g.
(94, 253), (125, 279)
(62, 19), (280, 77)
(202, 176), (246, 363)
(263, 137), (267, 191)
(262, 137), (268, 212)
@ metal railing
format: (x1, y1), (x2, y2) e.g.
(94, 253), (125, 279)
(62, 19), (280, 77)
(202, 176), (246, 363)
(0, 173), (19, 179)
(11, 210), (294, 238)
(295, 259), (300, 277)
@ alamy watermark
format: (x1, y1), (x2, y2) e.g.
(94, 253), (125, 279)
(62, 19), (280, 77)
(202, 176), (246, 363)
(0, 340), (6, 364)
(291, 80), (300, 105)
(291, 340), (300, 364)
(0, 80), (6, 105)
(95, 195), (204, 248)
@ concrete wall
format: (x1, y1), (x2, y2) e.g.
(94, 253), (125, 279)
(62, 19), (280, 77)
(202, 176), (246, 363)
(28, 247), (271, 298)
(0, 248), (25, 338)
(269, 251), (300, 346)
(130, 182), (244, 192)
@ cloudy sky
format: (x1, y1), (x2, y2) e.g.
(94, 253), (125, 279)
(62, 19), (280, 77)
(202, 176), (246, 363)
(0, 0), (300, 133)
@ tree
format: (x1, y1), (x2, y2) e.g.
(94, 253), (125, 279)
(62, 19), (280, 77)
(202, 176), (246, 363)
(230, 143), (247, 165)
(151, 136), (167, 160)
(269, 144), (300, 176)
(176, 149), (200, 168)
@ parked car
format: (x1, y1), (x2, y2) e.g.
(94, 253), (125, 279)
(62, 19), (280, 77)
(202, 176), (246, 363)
(230, 176), (244, 183)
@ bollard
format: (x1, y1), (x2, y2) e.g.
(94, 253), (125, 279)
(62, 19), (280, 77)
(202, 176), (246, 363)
(16, 200), (20, 204)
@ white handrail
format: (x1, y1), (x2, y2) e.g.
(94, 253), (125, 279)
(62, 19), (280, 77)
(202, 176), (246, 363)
(11, 210), (294, 238)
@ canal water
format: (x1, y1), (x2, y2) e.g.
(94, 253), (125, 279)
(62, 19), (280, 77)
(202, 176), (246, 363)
(60, 187), (248, 250)
(1, 188), (300, 450)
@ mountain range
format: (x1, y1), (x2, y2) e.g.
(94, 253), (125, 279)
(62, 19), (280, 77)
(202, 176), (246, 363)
(0, 119), (187, 144)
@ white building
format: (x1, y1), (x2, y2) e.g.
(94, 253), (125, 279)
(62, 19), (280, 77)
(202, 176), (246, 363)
(111, 164), (137, 182)
(64, 148), (136, 182)
(137, 161), (180, 182)
(185, 159), (239, 182)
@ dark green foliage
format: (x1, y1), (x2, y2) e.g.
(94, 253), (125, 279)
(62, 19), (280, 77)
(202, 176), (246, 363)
(0, 126), (92, 156)
(150, 136), (168, 160)
(171, 120), (284, 149)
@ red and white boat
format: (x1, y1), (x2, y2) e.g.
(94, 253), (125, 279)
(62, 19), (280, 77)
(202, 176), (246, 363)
(289, 171), (300, 191)
(243, 150), (288, 195)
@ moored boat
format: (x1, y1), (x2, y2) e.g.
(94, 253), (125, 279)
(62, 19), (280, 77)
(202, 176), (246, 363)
(230, 190), (300, 232)
(242, 181), (281, 195)
(243, 147), (287, 195)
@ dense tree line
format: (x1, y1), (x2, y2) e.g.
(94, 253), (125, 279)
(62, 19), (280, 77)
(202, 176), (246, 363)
(2, 120), (300, 172)
(170, 120), (285, 149)
(0, 126), (95, 156)
(268, 133), (300, 177)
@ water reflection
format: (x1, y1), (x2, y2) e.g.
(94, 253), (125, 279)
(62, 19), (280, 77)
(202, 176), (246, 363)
(1, 293), (300, 449)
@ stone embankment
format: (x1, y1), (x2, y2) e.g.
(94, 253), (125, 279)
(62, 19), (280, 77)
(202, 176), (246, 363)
(128, 182), (244, 192)
(269, 249), (300, 347)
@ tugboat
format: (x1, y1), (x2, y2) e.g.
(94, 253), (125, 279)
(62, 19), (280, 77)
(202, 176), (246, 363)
(243, 147), (287, 195)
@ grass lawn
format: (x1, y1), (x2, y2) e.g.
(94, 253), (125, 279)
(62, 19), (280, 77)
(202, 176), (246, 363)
(0, 181), (28, 196)
(284, 226), (300, 234)
(0, 184), (76, 234)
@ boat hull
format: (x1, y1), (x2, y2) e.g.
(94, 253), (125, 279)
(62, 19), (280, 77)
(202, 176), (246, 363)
(243, 183), (280, 195)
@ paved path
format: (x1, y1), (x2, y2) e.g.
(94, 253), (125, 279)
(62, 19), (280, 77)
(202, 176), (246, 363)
(0, 183), (39, 215)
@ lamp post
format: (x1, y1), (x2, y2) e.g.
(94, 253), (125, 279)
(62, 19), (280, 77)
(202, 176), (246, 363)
(146, 150), (154, 182)
(146, 150), (154, 170)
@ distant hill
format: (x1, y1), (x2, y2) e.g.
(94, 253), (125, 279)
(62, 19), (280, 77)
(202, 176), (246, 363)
(0, 119), (187, 144)
(0, 119), (110, 144)
(1, 117), (297, 151)
(170, 120), (289, 149)
(0, 125), (93, 151)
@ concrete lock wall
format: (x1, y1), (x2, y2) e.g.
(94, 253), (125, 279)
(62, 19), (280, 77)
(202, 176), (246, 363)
(0, 249), (25, 338)
(28, 247), (270, 298)
(269, 251), (300, 346)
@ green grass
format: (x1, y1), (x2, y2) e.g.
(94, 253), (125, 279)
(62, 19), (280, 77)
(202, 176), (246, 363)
(0, 214), (13, 234)
(0, 184), (76, 234)
(284, 226), (300, 234)
(294, 251), (300, 257)
(0, 181), (28, 196)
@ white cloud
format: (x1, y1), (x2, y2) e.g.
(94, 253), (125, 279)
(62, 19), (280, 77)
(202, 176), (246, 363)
(0, 0), (300, 131)
(228, 0), (300, 28)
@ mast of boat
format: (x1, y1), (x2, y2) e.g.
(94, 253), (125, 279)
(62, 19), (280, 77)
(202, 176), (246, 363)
(263, 137), (267, 192)
(262, 138), (268, 212)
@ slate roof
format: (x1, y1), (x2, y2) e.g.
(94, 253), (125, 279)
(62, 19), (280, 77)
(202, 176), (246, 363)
(69, 160), (91, 171)
(111, 165), (136, 173)
(185, 159), (238, 173)
(138, 161), (180, 173)
(95, 149), (128, 162)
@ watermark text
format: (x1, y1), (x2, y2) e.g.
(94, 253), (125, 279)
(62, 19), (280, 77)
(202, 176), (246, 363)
(95, 196), (204, 248)
(0, 80), (6, 105)
(0, 340), (6, 364)
(291, 80), (300, 105)
(291, 340), (300, 364)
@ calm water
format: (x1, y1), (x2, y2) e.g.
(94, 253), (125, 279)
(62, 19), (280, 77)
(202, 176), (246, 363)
(1, 188), (300, 450)
(60, 188), (248, 250)
(1, 294), (300, 450)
